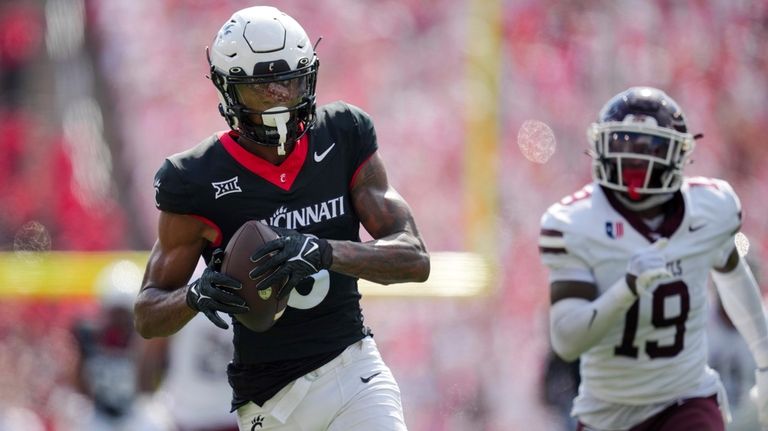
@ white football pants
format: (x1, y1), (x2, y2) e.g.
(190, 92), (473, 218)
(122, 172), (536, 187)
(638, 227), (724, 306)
(236, 337), (407, 431)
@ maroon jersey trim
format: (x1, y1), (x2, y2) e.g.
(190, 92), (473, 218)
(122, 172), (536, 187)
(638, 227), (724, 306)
(603, 188), (685, 242)
(218, 131), (308, 191)
(540, 229), (564, 237)
(539, 246), (567, 254)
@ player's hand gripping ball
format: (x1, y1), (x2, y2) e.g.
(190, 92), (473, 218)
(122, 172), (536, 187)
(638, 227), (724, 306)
(249, 226), (332, 299)
(220, 221), (290, 332)
(185, 249), (248, 330)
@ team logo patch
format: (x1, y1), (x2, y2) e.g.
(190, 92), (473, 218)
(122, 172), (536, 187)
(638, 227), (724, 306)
(212, 176), (242, 199)
(605, 221), (624, 239)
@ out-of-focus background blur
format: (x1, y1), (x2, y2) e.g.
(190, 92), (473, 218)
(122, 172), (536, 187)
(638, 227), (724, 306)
(1, 0), (767, 430)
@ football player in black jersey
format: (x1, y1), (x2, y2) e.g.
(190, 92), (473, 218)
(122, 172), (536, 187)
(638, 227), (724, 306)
(134, 6), (430, 431)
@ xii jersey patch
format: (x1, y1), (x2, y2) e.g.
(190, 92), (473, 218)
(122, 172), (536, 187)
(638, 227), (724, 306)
(212, 176), (242, 199)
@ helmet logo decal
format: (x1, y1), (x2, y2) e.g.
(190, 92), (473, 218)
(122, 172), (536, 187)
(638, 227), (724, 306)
(253, 60), (290, 74)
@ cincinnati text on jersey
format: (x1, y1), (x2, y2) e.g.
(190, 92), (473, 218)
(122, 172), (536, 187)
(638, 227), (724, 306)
(260, 196), (346, 230)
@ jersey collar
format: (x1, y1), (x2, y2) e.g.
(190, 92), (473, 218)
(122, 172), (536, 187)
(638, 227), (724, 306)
(602, 186), (685, 242)
(218, 131), (308, 191)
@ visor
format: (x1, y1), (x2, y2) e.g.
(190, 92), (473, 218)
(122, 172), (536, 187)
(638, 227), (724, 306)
(606, 132), (672, 161)
(235, 75), (309, 113)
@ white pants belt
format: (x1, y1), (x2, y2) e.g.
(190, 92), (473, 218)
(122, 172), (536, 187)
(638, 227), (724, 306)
(269, 340), (362, 423)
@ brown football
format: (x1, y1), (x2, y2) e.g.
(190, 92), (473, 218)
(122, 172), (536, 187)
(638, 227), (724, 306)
(221, 220), (288, 332)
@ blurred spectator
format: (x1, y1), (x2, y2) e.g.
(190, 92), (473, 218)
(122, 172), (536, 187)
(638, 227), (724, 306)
(0, 1), (43, 108)
(52, 260), (174, 431)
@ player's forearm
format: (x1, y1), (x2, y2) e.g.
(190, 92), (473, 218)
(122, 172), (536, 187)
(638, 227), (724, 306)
(550, 277), (637, 362)
(328, 233), (430, 285)
(713, 258), (768, 368)
(134, 286), (196, 338)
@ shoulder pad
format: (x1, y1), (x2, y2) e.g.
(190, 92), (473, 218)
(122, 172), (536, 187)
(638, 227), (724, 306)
(684, 177), (741, 235)
(539, 185), (595, 255)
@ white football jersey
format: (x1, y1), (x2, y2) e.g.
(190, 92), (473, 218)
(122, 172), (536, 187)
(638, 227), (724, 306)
(540, 178), (741, 427)
(153, 262), (238, 429)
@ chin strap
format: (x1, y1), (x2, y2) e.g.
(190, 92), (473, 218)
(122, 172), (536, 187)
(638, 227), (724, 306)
(262, 107), (291, 155)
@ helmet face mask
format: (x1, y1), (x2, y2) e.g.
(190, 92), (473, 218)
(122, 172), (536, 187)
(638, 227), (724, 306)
(588, 87), (696, 201)
(208, 6), (319, 151)
(235, 77), (311, 119)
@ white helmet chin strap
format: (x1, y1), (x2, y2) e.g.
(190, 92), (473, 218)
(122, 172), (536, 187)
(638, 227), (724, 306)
(262, 107), (291, 155)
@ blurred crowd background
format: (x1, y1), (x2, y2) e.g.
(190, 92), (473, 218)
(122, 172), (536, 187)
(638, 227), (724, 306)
(1, 0), (767, 430)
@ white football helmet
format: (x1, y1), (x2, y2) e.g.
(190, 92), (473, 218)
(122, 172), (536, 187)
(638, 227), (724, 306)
(208, 6), (318, 154)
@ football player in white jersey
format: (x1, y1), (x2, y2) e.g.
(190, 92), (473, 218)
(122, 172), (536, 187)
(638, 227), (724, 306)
(139, 260), (238, 431)
(539, 87), (768, 431)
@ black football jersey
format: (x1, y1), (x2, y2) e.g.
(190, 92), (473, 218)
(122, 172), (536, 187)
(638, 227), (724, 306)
(154, 102), (377, 405)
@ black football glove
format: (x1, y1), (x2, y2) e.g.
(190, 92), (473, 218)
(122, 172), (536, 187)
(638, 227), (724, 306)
(186, 249), (249, 329)
(249, 227), (333, 299)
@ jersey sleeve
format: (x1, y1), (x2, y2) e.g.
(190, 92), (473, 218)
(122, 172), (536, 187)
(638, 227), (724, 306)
(345, 103), (378, 170)
(709, 179), (743, 268)
(153, 158), (196, 214)
(538, 206), (595, 283)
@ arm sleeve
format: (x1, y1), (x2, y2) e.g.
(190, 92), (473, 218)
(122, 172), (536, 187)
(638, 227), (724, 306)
(709, 179), (743, 268)
(346, 103), (378, 171)
(539, 212), (595, 283)
(154, 159), (196, 214)
(549, 277), (637, 362)
(540, 204), (633, 361)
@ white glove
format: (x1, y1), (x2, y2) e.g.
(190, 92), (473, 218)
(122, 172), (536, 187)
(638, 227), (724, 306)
(753, 368), (768, 429)
(626, 238), (673, 295)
